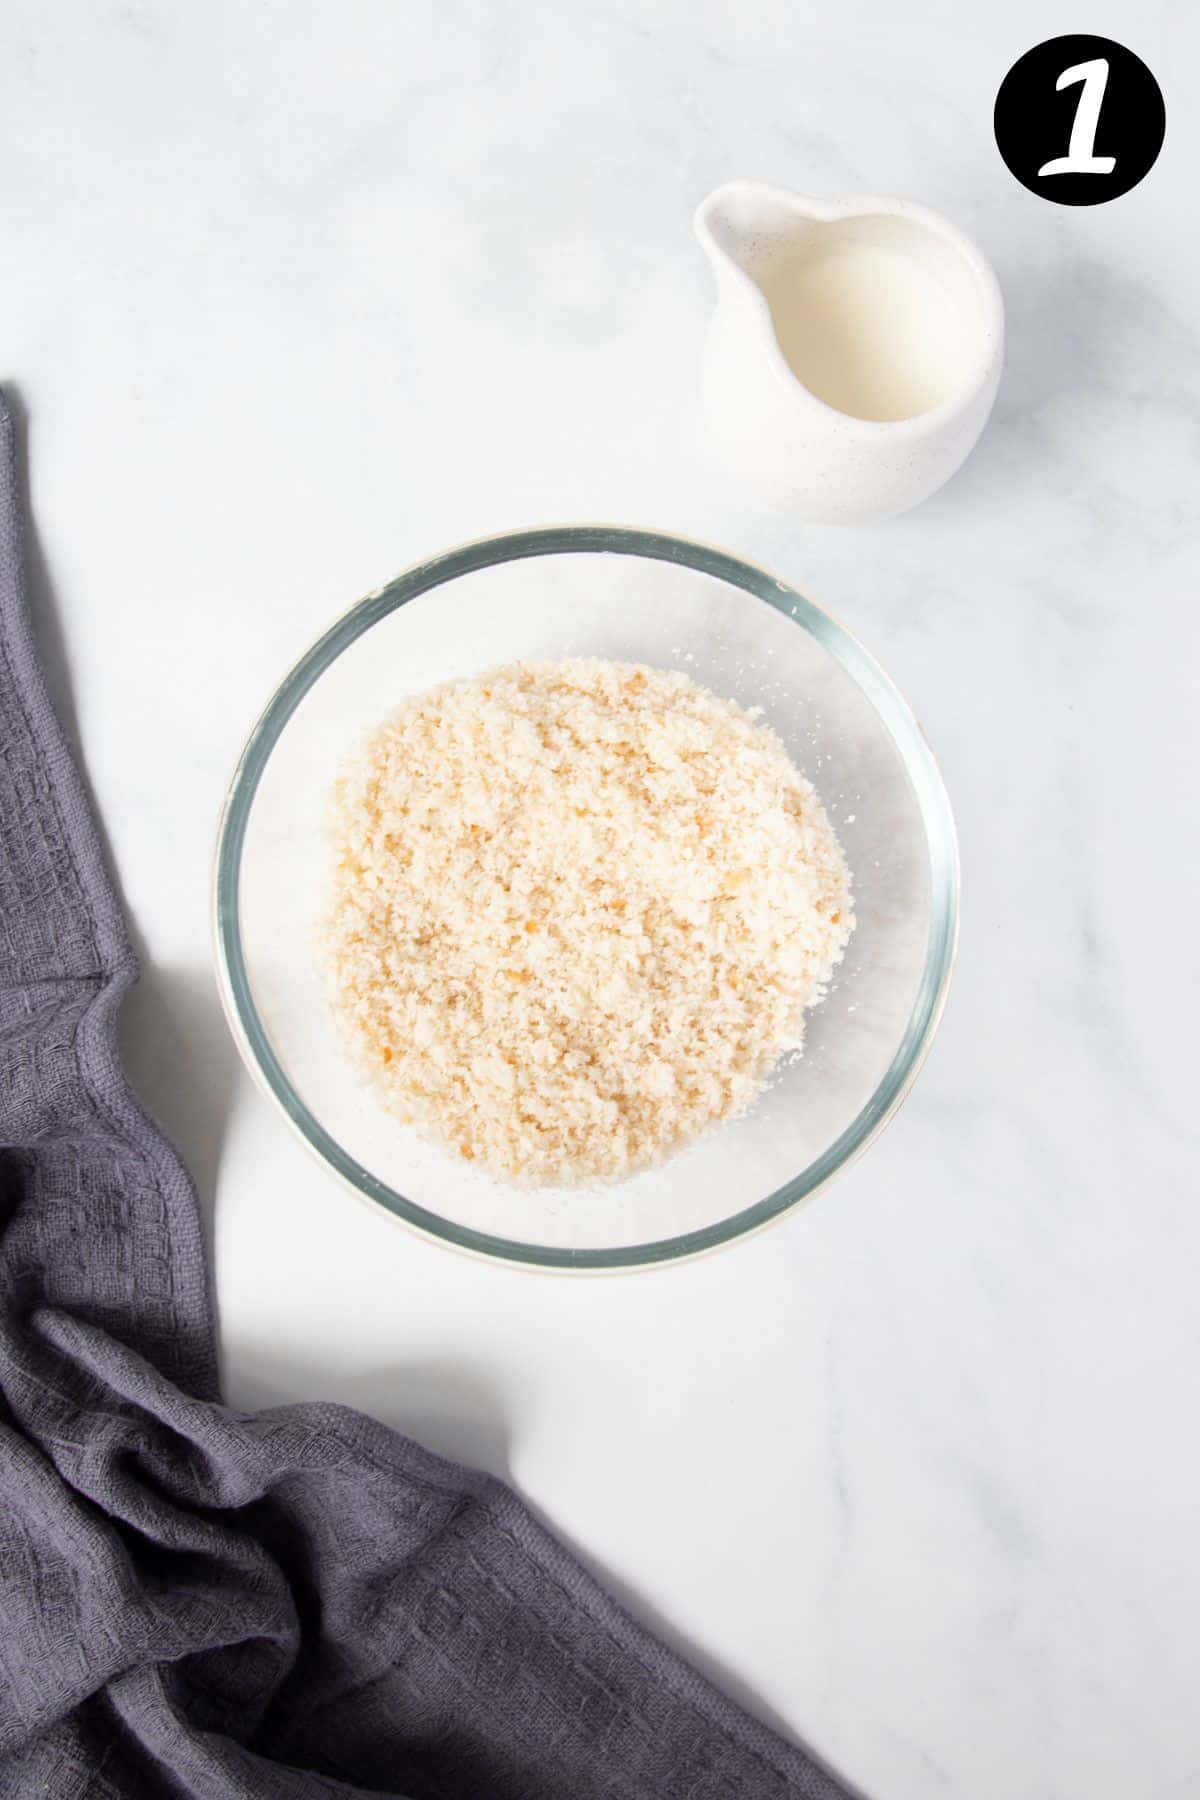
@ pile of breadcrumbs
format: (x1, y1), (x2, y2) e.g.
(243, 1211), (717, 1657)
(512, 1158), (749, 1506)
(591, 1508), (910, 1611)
(323, 658), (853, 1186)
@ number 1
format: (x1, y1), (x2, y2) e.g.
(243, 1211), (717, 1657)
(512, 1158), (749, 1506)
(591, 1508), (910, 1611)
(1038, 58), (1117, 177)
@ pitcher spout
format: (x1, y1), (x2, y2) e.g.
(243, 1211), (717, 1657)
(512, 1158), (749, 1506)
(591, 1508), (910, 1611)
(693, 179), (812, 284)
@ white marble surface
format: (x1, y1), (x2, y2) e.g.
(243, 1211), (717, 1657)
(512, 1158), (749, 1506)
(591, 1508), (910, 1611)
(2, 3), (1198, 1794)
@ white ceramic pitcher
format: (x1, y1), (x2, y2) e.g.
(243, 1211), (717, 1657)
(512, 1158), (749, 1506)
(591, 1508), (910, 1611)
(694, 181), (1004, 524)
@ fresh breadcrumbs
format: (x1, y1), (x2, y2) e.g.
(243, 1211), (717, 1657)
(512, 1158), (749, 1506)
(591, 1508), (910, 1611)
(323, 658), (854, 1186)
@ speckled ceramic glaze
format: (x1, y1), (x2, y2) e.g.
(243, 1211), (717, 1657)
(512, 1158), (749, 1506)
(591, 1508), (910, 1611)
(694, 180), (1004, 524)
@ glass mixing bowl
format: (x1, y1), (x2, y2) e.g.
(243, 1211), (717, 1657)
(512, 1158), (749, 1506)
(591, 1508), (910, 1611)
(214, 527), (958, 1271)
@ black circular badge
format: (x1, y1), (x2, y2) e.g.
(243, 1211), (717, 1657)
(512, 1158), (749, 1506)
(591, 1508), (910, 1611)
(994, 35), (1165, 205)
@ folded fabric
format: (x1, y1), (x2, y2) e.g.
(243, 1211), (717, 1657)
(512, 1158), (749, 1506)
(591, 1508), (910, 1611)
(0, 391), (854, 1800)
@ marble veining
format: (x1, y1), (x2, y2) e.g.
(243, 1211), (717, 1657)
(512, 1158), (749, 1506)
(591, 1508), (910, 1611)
(0, 2), (1196, 1795)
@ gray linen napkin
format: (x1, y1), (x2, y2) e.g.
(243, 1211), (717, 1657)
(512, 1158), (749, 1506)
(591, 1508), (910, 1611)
(0, 390), (853, 1800)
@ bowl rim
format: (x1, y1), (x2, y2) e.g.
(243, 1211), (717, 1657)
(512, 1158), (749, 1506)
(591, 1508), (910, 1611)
(213, 523), (960, 1273)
